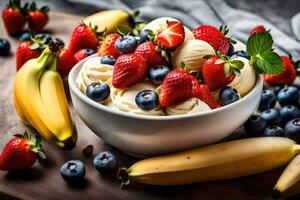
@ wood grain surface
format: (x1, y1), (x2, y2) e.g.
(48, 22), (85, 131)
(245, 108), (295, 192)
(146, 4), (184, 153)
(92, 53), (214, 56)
(0, 12), (299, 200)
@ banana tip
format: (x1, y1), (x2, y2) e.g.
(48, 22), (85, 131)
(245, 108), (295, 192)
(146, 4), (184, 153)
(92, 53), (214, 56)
(272, 189), (281, 199)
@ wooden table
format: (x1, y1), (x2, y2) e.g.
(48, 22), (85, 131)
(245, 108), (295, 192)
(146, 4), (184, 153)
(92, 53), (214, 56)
(0, 12), (298, 200)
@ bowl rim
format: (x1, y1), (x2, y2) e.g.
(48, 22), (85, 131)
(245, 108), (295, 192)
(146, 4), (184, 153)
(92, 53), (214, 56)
(68, 54), (263, 121)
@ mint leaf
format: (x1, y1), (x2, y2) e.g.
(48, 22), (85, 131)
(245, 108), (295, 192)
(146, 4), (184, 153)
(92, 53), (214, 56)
(256, 50), (283, 74)
(246, 32), (283, 74)
(246, 32), (273, 56)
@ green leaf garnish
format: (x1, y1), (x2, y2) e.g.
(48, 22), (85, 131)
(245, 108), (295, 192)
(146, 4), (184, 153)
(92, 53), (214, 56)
(246, 32), (283, 74)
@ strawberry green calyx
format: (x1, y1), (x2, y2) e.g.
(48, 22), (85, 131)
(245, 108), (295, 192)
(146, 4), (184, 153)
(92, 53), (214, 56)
(219, 24), (237, 45)
(29, 32), (49, 50)
(288, 53), (300, 76)
(8, 0), (28, 14)
(246, 32), (283, 74)
(116, 10), (146, 36)
(14, 131), (46, 159)
(213, 51), (244, 77)
(29, 2), (49, 13)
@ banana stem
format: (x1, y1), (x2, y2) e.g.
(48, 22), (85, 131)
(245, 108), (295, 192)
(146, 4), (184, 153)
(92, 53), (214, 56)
(117, 167), (130, 188)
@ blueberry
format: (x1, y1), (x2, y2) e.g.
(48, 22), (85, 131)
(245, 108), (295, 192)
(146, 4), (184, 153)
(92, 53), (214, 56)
(135, 90), (159, 111)
(115, 35), (138, 54)
(86, 82), (110, 102)
(0, 39), (10, 56)
(149, 65), (171, 85)
(277, 86), (299, 106)
(140, 29), (152, 43)
(274, 85), (284, 96)
(284, 118), (300, 143)
(234, 50), (250, 60)
(244, 115), (267, 136)
(60, 160), (86, 183)
(101, 55), (116, 65)
(227, 43), (234, 57)
(261, 108), (282, 126)
(219, 86), (240, 106)
(19, 32), (31, 41)
(93, 151), (117, 173)
(36, 33), (52, 44)
(54, 38), (65, 48)
(262, 126), (285, 137)
(280, 105), (300, 125)
(258, 90), (276, 111)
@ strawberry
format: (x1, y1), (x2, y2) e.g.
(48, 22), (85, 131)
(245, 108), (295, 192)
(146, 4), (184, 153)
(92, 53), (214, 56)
(57, 48), (78, 78)
(156, 21), (185, 49)
(264, 56), (297, 85)
(27, 2), (49, 32)
(159, 69), (199, 107)
(2, 0), (27, 35)
(192, 25), (230, 55)
(249, 25), (266, 36)
(74, 48), (95, 62)
(16, 34), (49, 71)
(197, 84), (221, 109)
(69, 23), (102, 53)
(135, 41), (167, 67)
(0, 132), (46, 171)
(202, 54), (244, 91)
(112, 53), (147, 89)
(98, 33), (120, 59)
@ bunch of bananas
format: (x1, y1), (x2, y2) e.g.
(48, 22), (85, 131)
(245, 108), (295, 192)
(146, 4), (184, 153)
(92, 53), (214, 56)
(13, 41), (77, 149)
(118, 137), (300, 186)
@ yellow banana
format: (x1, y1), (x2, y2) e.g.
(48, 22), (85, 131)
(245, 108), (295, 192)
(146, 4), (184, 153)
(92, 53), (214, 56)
(273, 154), (300, 198)
(119, 137), (300, 186)
(13, 43), (77, 149)
(39, 58), (77, 148)
(14, 51), (58, 142)
(83, 9), (133, 33)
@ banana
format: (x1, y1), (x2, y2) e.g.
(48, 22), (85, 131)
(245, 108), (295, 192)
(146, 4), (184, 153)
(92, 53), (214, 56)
(13, 42), (77, 149)
(118, 137), (300, 186)
(273, 154), (300, 199)
(39, 57), (77, 147)
(83, 9), (133, 33)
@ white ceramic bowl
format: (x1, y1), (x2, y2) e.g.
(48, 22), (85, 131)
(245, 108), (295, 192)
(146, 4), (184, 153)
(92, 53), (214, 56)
(68, 55), (263, 157)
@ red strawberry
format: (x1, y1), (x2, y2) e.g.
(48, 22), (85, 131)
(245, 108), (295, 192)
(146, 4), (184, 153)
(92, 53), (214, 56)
(135, 41), (167, 67)
(16, 42), (41, 71)
(16, 34), (49, 71)
(112, 53), (147, 89)
(0, 132), (46, 171)
(156, 21), (185, 49)
(74, 48), (95, 62)
(69, 24), (101, 53)
(27, 2), (49, 32)
(249, 25), (266, 36)
(202, 55), (244, 91)
(159, 69), (199, 107)
(98, 33), (120, 59)
(2, 0), (27, 35)
(57, 48), (78, 78)
(192, 25), (230, 55)
(197, 84), (221, 109)
(264, 56), (296, 85)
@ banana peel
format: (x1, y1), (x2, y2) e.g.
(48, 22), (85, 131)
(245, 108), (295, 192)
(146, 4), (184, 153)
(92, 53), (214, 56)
(83, 9), (133, 34)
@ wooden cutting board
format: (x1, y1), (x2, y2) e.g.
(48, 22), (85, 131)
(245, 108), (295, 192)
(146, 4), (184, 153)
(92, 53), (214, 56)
(0, 11), (298, 200)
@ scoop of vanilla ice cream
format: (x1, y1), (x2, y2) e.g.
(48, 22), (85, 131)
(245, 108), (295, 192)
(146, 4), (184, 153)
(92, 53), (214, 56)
(228, 56), (256, 97)
(111, 80), (165, 116)
(166, 97), (211, 116)
(76, 57), (113, 93)
(171, 39), (214, 73)
(142, 17), (194, 42)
